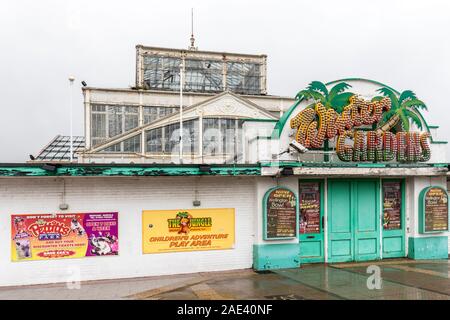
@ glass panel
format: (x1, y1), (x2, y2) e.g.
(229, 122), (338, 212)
(221, 118), (236, 155)
(299, 182), (321, 234)
(124, 106), (139, 132)
(91, 104), (139, 147)
(123, 134), (141, 153)
(184, 59), (223, 92)
(143, 106), (178, 124)
(226, 62), (261, 95)
(108, 106), (123, 137)
(91, 105), (107, 147)
(92, 114), (106, 138)
(103, 143), (122, 152)
(143, 106), (158, 124)
(203, 118), (220, 156)
(102, 134), (141, 153)
(202, 118), (244, 162)
(145, 127), (163, 153)
(164, 122), (180, 154)
(182, 119), (199, 154)
(383, 181), (402, 230)
(143, 55), (181, 90)
(145, 119), (199, 154)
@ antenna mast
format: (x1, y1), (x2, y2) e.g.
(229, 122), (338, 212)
(189, 8), (197, 50)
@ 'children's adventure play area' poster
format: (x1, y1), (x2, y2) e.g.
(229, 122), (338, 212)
(142, 208), (235, 254)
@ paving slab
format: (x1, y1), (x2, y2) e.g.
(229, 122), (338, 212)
(0, 259), (448, 300)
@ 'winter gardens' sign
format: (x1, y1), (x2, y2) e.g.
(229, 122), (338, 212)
(290, 81), (431, 162)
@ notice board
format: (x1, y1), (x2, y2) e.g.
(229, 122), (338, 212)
(419, 186), (449, 233)
(263, 187), (298, 240)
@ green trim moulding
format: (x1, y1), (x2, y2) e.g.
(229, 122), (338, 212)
(253, 244), (301, 271)
(0, 164), (261, 177)
(408, 236), (448, 259)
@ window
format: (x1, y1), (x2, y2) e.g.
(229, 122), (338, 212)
(143, 106), (177, 124)
(143, 56), (181, 90)
(91, 105), (139, 147)
(145, 119), (199, 154)
(102, 134), (142, 153)
(202, 118), (219, 156)
(184, 59), (223, 92)
(226, 62), (261, 95)
(202, 118), (244, 161)
(146, 127), (163, 153)
(141, 53), (264, 95)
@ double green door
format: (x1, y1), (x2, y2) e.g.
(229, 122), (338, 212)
(327, 179), (380, 263)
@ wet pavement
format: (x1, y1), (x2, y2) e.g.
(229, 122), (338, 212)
(0, 259), (448, 300)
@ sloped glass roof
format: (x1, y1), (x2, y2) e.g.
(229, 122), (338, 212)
(35, 135), (85, 161)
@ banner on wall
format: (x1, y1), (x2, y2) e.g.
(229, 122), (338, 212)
(142, 208), (235, 254)
(11, 212), (119, 262)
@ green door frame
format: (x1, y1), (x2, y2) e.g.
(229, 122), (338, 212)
(354, 179), (380, 262)
(298, 179), (325, 263)
(381, 179), (406, 258)
(327, 178), (381, 263)
(327, 179), (354, 263)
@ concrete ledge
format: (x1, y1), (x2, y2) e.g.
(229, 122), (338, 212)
(253, 243), (300, 271)
(408, 236), (449, 259)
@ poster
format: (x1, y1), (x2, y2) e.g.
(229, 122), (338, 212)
(383, 182), (402, 230)
(299, 182), (321, 234)
(11, 212), (119, 262)
(265, 188), (297, 239)
(142, 208), (235, 253)
(424, 187), (448, 232)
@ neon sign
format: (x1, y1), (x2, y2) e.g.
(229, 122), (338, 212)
(290, 82), (431, 162)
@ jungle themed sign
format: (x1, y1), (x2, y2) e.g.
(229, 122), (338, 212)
(290, 81), (431, 162)
(142, 208), (235, 253)
(419, 186), (449, 233)
(264, 187), (298, 240)
(11, 212), (119, 262)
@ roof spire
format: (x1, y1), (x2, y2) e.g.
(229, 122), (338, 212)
(189, 8), (197, 51)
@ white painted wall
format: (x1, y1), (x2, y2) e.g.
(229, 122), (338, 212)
(0, 176), (257, 287)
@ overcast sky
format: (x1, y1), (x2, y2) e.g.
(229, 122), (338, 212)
(1, 0), (449, 162)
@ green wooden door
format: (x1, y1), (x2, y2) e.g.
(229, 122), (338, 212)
(382, 180), (406, 258)
(299, 180), (324, 263)
(328, 180), (354, 262)
(354, 180), (380, 261)
(328, 179), (380, 263)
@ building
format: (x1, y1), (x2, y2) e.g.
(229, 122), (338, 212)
(0, 43), (448, 287)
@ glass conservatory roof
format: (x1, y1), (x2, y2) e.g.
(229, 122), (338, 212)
(35, 135), (85, 161)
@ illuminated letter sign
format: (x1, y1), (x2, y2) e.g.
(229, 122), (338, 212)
(290, 82), (432, 163)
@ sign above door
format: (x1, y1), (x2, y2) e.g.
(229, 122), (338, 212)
(289, 80), (431, 163)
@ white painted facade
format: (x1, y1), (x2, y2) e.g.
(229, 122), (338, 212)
(8, 43), (448, 286)
(1, 172), (447, 286)
(0, 176), (258, 287)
